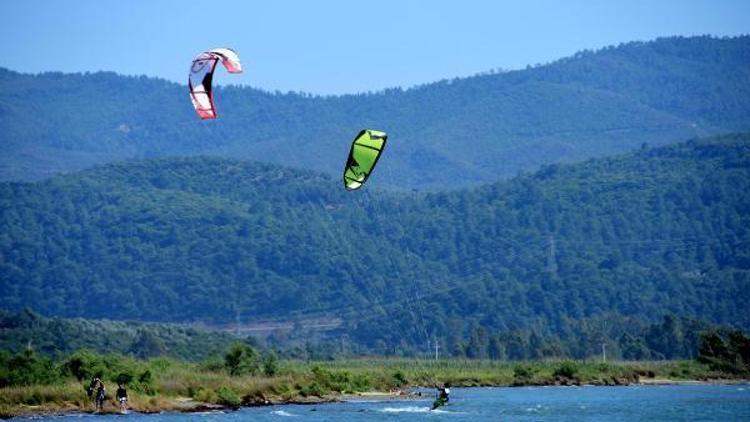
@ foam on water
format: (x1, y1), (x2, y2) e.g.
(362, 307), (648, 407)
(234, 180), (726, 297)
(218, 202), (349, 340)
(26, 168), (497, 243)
(378, 406), (455, 415)
(270, 410), (298, 417)
(379, 406), (433, 413)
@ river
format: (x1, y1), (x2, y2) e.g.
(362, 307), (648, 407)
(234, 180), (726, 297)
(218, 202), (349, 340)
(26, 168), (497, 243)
(20, 384), (750, 421)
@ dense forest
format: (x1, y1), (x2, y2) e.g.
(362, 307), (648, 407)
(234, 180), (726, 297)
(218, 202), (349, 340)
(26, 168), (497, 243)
(0, 309), (742, 363)
(2, 133), (749, 357)
(1, 36), (749, 188)
(0, 309), (237, 362)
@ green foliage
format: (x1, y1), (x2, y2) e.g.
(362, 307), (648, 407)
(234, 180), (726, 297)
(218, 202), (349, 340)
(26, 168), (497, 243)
(216, 386), (241, 408)
(2, 349), (750, 418)
(263, 352), (279, 377)
(0, 309), (238, 361)
(192, 386), (218, 403)
(513, 364), (535, 379)
(0, 349), (60, 387)
(61, 349), (108, 381)
(129, 330), (166, 359)
(1, 134), (749, 358)
(1, 36), (749, 188)
(698, 329), (750, 375)
(553, 361), (579, 379)
(298, 381), (325, 397)
(224, 342), (260, 376)
(392, 370), (408, 387)
(305, 365), (371, 393)
(200, 355), (225, 372)
(115, 372), (133, 385)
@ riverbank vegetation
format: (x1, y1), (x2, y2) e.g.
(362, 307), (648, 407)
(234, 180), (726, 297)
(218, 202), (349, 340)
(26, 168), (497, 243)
(2, 330), (748, 418)
(0, 309), (739, 364)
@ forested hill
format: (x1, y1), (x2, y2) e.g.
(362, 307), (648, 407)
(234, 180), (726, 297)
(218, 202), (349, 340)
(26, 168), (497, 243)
(1, 133), (749, 355)
(2, 36), (749, 189)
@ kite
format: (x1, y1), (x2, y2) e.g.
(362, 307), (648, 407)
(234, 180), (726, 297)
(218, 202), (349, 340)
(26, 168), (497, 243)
(343, 129), (387, 190)
(188, 48), (242, 119)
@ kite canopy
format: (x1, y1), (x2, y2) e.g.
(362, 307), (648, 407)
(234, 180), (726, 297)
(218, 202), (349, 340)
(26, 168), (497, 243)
(343, 129), (387, 190)
(188, 48), (242, 119)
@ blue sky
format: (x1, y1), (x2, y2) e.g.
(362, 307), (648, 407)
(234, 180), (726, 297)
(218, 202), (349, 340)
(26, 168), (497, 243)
(2, 0), (748, 95)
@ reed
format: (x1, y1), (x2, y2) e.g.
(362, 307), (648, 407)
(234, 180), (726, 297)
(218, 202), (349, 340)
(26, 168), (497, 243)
(0, 357), (738, 418)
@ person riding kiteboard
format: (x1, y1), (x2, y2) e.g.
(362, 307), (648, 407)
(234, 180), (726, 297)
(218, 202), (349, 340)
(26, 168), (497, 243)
(432, 383), (450, 410)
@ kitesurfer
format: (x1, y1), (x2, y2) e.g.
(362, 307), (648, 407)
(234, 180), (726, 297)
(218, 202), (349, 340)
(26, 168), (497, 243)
(432, 383), (450, 409)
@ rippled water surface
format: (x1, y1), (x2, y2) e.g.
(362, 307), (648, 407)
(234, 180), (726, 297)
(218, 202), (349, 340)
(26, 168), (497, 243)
(23, 384), (750, 421)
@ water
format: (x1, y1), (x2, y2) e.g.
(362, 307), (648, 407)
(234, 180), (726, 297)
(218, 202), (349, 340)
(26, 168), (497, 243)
(21, 385), (750, 421)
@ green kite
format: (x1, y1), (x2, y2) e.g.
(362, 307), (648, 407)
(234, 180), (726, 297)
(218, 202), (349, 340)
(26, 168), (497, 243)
(343, 129), (388, 190)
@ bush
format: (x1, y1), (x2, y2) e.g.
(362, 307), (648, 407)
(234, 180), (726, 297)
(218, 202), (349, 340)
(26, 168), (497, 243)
(216, 387), (241, 408)
(0, 349), (60, 387)
(192, 387), (218, 403)
(513, 364), (535, 379)
(392, 370), (408, 387)
(200, 355), (225, 372)
(61, 349), (106, 381)
(224, 342), (260, 376)
(263, 352), (279, 377)
(553, 361), (579, 379)
(298, 381), (325, 397)
(115, 372), (134, 385)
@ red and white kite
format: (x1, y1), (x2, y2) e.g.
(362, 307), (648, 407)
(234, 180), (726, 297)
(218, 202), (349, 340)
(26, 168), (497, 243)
(188, 48), (242, 119)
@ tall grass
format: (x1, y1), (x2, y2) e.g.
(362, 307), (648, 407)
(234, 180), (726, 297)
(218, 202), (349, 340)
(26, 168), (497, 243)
(0, 357), (737, 418)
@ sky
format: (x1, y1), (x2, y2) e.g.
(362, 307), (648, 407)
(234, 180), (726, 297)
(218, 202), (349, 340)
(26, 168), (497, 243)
(2, 0), (749, 95)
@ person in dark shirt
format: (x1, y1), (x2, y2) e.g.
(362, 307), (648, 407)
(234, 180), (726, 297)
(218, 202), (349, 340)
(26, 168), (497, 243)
(94, 379), (106, 411)
(432, 383), (450, 409)
(116, 383), (128, 413)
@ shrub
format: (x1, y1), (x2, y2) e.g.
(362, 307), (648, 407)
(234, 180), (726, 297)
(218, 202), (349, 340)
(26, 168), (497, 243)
(553, 361), (579, 379)
(513, 364), (534, 379)
(263, 352), (279, 377)
(392, 370), (408, 387)
(216, 387), (241, 408)
(224, 342), (260, 376)
(200, 355), (225, 372)
(192, 387), (218, 403)
(115, 372), (134, 385)
(61, 349), (106, 381)
(298, 381), (325, 397)
(0, 349), (60, 387)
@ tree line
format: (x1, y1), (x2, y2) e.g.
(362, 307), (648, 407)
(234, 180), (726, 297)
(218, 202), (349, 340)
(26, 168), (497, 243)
(1, 134), (749, 353)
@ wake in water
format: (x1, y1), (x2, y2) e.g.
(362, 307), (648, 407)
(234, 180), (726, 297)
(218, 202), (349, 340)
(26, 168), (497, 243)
(270, 409), (298, 417)
(379, 405), (452, 414)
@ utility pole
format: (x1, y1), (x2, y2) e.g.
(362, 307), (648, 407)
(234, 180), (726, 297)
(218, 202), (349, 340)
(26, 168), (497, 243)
(602, 343), (607, 363)
(434, 337), (440, 361)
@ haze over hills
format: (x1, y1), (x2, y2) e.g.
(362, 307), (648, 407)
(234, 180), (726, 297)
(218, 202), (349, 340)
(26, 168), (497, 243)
(2, 133), (748, 353)
(1, 35), (749, 189)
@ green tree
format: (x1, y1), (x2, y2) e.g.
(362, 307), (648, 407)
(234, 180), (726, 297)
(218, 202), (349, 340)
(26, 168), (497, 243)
(129, 330), (166, 359)
(263, 351), (279, 377)
(224, 342), (260, 376)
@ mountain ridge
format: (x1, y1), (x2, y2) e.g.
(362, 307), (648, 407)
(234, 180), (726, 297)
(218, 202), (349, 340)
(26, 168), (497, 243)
(2, 132), (748, 351)
(2, 35), (749, 188)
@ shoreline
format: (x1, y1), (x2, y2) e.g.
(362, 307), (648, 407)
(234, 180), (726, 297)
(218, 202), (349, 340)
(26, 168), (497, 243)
(5, 379), (748, 420)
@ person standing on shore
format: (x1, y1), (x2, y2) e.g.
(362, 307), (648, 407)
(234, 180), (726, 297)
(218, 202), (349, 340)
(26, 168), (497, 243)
(116, 383), (128, 413)
(94, 379), (106, 412)
(87, 376), (101, 399)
